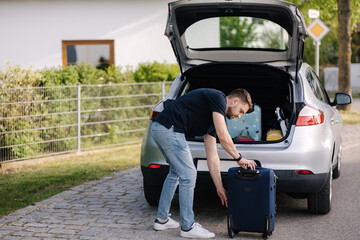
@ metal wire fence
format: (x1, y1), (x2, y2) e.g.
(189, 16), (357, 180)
(0, 82), (171, 163)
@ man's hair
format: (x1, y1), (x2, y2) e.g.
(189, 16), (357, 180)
(227, 88), (253, 112)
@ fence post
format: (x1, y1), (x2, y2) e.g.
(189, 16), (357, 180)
(162, 81), (166, 99)
(77, 85), (81, 152)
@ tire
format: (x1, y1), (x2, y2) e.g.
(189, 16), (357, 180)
(143, 181), (162, 206)
(307, 170), (332, 214)
(333, 145), (342, 179)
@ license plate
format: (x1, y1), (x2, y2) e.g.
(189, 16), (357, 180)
(196, 159), (238, 173)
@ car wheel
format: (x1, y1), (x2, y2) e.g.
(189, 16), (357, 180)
(143, 181), (162, 206)
(307, 170), (332, 214)
(333, 145), (341, 179)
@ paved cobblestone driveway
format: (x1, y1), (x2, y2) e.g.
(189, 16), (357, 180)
(0, 167), (162, 240)
(1, 101), (360, 240)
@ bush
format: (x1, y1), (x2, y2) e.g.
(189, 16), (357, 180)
(0, 64), (44, 160)
(39, 64), (135, 86)
(0, 63), (41, 88)
(1, 61), (175, 87)
(0, 62), (175, 161)
(104, 65), (135, 84)
(39, 65), (80, 86)
(134, 61), (180, 82)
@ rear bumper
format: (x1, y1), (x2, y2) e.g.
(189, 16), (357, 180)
(141, 166), (329, 194)
(197, 170), (328, 193)
(274, 170), (328, 193)
(141, 122), (333, 194)
(141, 165), (169, 186)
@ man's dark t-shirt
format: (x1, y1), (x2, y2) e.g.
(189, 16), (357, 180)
(153, 88), (226, 137)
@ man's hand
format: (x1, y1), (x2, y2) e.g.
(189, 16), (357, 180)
(204, 134), (228, 208)
(238, 158), (257, 170)
(217, 186), (228, 208)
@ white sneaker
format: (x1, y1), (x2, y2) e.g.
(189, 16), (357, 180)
(153, 217), (180, 231)
(180, 222), (215, 239)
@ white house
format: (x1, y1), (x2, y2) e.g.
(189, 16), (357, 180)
(0, 0), (176, 69)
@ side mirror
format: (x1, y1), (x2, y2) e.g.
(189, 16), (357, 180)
(332, 93), (352, 106)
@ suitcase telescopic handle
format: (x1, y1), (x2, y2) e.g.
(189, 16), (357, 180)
(236, 169), (261, 180)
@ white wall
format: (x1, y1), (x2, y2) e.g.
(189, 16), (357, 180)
(0, 0), (176, 69)
(324, 64), (360, 93)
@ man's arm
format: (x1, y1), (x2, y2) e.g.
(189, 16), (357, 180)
(212, 113), (239, 159)
(204, 133), (227, 207)
(212, 112), (256, 170)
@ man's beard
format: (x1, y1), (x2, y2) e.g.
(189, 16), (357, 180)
(226, 106), (235, 119)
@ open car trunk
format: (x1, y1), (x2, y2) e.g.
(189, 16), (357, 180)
(166, 0), (307, 74)
(182, 63), (295, 142)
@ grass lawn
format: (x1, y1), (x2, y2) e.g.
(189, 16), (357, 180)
(340, 110), (360, 124)
(0, 144), (140, 218)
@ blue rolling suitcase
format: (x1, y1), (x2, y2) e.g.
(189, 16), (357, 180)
(227, 167), (276, 239)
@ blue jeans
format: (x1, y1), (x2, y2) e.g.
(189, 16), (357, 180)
(151, 121), (197, 230)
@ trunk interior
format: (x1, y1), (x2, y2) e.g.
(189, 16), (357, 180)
(182, 63), (294, 142)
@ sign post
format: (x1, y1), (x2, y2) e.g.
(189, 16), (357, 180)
(306, 18), (330, 76)
(315, 41), (320, 76)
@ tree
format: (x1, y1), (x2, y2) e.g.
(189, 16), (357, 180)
(288, 0), (360, 111)
(220, 17), (257, 48)
(337, 0), (352, 111)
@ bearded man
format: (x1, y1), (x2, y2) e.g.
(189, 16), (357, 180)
(151, 88), (257, 239)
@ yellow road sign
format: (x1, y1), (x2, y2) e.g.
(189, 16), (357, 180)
(311, 24), (324, 37)
(307, 18), (329, 42)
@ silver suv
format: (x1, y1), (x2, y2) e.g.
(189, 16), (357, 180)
(140, 0), (351, 214)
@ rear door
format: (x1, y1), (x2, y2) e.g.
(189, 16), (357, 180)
(165, 0), (307, 73)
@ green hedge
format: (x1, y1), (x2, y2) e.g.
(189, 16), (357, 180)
(1, 61), (179, 87)
(36, 61), (179, 86)
(134, 61), (180, 82)
(39, 63), (135, 86)
(0, 62), (178, 161)
(0, 64), (44, 160)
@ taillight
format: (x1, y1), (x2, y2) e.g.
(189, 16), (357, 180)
(150, 111), (160, 120)
(149, 164), (161, 169)
(296, 105), (324, 126)
(295, 170), (314, 175)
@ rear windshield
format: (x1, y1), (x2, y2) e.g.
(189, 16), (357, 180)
(184, 16), (289, 51)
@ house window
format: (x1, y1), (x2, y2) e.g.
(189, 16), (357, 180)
(62, 40), (114, 69)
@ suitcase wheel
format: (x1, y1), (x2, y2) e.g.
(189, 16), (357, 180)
(262, 216), (272, 239)
(227, 215), (234, 238)
(262, 233), (268, 240)
(227, 215), (238, 238)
